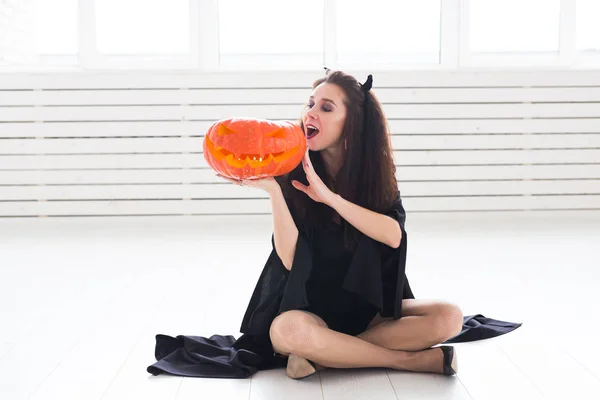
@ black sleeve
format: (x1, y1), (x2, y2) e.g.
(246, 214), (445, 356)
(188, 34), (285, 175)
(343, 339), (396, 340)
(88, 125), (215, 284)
(380, 190), (414, 318)
(341, 190), (414, 319)
(384, 190), (406, 231)
(273, 173), (308, 235)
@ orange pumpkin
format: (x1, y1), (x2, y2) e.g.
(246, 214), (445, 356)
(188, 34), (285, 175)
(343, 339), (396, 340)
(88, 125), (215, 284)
(203, 117), (306, 180)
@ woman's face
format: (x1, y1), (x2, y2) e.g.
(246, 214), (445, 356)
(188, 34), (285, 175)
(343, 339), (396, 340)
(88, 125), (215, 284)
(302, 82), (347, 152)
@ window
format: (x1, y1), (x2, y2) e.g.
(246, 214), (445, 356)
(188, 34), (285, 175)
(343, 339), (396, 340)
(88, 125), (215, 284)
(335, 0), (441, 66)
(35, 0), (78, 55)
(466, 0), (561, 63)
(0, 0), (77, 68)
(217, 0), (324, 68)
(576, 0), (600, 53)
(1, 0), (599, 72)
(95, 0), (190, 55)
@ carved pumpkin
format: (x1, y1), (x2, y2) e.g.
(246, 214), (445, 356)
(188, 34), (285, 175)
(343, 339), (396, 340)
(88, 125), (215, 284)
(203, 117), (306, 180)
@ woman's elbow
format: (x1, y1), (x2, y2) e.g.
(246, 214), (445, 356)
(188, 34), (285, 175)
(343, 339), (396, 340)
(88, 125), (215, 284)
(388, 225), (402, 248)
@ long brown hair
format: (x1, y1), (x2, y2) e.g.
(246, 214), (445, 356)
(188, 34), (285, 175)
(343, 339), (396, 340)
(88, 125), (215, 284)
(282, 70), (399, 250)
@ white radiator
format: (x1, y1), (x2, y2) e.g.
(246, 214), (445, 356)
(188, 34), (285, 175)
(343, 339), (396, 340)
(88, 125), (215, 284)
(0, 70), (599, 217)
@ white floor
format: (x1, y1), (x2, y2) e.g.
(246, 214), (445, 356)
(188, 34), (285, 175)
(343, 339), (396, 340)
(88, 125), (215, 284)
(1, 212), (599, 400)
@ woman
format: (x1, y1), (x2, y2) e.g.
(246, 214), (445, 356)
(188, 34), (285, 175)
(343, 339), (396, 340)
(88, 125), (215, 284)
(218, 70), (463, 378)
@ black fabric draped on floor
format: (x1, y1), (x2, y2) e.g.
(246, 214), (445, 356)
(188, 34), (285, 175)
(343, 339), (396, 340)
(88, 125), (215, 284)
(147, 177), (522, 379)
(147, 314), (521, 379)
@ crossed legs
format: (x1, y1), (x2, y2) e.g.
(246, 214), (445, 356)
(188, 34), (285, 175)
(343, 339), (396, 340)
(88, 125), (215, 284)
(269, 299), (463, 376)
(358, 299), (464, 351)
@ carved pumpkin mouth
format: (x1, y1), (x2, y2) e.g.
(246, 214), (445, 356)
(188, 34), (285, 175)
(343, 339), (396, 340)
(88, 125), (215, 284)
(204, 134), (303, 169)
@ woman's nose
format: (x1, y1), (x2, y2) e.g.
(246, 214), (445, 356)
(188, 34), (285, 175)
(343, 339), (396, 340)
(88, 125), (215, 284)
(305, 107), (317, 119)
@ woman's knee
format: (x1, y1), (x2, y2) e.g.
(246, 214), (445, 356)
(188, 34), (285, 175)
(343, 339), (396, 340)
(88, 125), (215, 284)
(432, 301), (464, 340)
(269, 310), (327, 354)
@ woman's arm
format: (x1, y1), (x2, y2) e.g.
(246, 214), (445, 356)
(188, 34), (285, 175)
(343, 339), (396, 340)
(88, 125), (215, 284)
(328, 194), (402, 249)
(268, 184), (299, 271)
(291, 152), (401, 249)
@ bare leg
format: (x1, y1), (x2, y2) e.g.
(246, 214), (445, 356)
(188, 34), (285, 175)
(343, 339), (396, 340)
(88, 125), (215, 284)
(358, 299), (464, 351)
(270, 310), (450, 374)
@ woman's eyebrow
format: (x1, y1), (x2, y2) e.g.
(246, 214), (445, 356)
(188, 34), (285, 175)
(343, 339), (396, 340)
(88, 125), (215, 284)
(309, 96), (337, 106)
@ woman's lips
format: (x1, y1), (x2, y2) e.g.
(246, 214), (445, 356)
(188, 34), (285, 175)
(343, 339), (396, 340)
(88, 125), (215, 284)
(305, 124), (320, 139)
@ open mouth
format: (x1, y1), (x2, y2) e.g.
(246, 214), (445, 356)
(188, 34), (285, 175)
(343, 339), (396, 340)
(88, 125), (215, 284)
(306, 124), (320, 139)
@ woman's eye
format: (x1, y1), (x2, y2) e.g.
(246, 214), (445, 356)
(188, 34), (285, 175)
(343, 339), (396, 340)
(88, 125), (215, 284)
(306, 102), (331, 112)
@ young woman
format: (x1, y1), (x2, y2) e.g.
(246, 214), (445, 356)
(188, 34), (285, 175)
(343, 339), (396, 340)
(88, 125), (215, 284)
(218, 70), (463, 379)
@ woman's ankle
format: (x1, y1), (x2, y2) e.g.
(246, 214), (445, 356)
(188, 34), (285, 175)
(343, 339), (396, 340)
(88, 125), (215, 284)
(392, 347), (448, 374)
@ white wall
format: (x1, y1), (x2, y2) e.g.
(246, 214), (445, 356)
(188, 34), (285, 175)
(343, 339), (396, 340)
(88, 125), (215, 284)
(0, 69), (599, 218)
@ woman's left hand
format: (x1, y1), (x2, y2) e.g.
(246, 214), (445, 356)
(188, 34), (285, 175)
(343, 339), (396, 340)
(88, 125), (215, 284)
(291, 151), (338, 206)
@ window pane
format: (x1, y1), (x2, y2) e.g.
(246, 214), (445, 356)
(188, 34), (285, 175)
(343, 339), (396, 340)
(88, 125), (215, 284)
(218, 0), (323, 67)
(0, 0), (35, 64)
(576, 0), (600, 52)
(95, 0), (190, 54)
(469, 0), (560, 53)
(336, 0), (441, 65)
(35, 0), (78, 54)
(0, 0), (77, 67)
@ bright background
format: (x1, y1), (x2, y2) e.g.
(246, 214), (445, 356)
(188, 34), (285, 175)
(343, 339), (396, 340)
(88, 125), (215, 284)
(1, 0), (599, 70)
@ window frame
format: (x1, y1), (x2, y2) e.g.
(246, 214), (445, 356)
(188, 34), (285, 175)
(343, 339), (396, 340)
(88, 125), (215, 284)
(0, 0), (598, 72)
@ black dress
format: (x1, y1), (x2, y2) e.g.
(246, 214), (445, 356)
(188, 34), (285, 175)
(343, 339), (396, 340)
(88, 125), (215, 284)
(303, 220), (380, 336)
(146, 174), (521, 378)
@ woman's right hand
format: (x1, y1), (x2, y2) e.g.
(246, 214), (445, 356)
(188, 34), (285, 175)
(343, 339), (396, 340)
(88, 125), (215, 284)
(216, 173), (280, 195)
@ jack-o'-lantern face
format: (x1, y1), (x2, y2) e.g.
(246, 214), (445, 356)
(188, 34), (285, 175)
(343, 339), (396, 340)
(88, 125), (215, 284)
(203, 118), (306, 180)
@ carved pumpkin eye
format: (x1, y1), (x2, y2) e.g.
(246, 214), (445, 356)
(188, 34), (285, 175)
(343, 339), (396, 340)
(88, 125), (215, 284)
(217, 124), (236, 136)
(265, 128), (285, 139)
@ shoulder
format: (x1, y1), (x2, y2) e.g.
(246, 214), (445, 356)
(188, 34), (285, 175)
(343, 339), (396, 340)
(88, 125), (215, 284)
(390, 190), (404, 208)
(384, 190), (406, 227)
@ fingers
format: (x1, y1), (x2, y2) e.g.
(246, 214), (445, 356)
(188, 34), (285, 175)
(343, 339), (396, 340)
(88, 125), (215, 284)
(291, 180), (307, 193)
(303, 151), (313, 171)
(293, 180), (318, 202)
(217, 173), (279, 192)
(304, 150), (312, 169)
(216, 173), (244, 186)
(302, 152), (315, 183)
